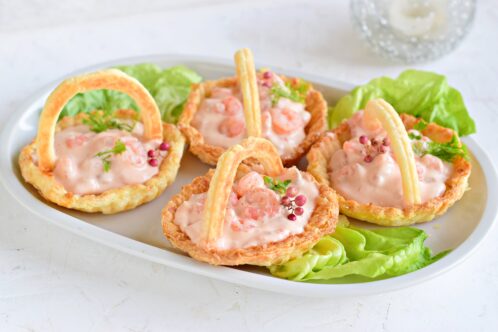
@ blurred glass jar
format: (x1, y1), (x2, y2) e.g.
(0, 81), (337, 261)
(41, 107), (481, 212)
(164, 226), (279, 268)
(350, 0), (476, 63)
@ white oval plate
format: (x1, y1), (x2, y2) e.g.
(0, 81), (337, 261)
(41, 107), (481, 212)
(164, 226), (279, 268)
(1, 55), (497, 297)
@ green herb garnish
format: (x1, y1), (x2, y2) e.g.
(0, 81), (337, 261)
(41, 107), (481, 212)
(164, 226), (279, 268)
(83, 112), (135, 133)
(412, 135), (467, 162)
(425, 135), (468, 162)
(408, 132), (422, 140)
(264, 176), (291, 195)
(413, 119), (428, 131)
(271, 79), (310, 106)
(95, 139), (127, 172)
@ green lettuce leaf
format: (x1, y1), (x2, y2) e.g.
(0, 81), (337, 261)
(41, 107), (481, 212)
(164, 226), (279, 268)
(153, 65), (202, 123)
(269, 236), (348, 280)
(268, 221), (449, 281)
(59, 90), (137, 119)
(59, 64), (202, 123)
(329, 69), (476, 136)
(116, 63), (162, 92)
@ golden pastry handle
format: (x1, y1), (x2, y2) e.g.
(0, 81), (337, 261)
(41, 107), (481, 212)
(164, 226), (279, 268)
(201, 137), (283, 248)
(364, 99), (421, 206)
(36, 69), (163, 172)
(234, 48), (262, 137)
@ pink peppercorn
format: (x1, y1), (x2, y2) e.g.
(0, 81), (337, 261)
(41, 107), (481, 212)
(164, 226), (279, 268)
(286, 186), (298, 198)
(287, 213), (297, 221)
(159, 142), (170, 151)
(281, 196), (291, 206)
(263, 71), (272, 79)
(148, 158), (159, 167)
(294, 195), (307, 206)
(147, 149), (156, 158)
(359, 135), (368, 144)
(294, 207), (304, 216)
(364, 155), (373, 163)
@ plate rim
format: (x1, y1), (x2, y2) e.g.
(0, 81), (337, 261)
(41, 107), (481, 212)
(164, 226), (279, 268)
(1, 54), (497, 297)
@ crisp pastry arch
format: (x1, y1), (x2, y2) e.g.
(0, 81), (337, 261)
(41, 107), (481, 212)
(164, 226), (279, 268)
(19, 70), (185, 214)
(36, 69), (163, 172)
(161, 137), (339, 266)
(307, 111), (471, 226)
(178, 49), (328, 166)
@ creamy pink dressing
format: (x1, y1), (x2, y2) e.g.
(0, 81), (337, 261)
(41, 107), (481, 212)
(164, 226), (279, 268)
(328, 111), (452, 208)
(192, 72), (311, 155)
(51, 123), (164, 195)
(174, 167), (318, 250)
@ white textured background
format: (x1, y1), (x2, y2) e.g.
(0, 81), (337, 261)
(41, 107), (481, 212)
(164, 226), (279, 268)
(1, 0), (497, 331)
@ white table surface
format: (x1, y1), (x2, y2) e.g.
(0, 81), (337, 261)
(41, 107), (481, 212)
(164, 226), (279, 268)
(1, 1), (497, 331)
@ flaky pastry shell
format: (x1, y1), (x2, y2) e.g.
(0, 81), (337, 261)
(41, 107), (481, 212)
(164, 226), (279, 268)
(178, 75), (327, 166)
(306, 114), (471, 226)
(19, 110), (185, 214)
(161, 168), (339, 266)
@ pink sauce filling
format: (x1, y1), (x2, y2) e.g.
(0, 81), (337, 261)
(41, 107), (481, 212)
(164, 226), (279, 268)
(191, 72), (311, 156)
(51, 123), (164, 195)
(174, 167), (318, 250)
(328, 111), (453, 208)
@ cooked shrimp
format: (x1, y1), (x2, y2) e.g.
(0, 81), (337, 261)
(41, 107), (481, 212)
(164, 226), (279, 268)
(361, 109), (383, 133)
(235, 188), (280, 220)
(234, 171), (265, 197)
(222, 96), (243, 115)
(218, 117), (245, 137)
(270, 107), (304, 135)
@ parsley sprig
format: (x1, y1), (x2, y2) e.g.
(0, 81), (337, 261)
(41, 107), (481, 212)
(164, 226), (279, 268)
(264, 176), (291, 195)
(83, 112), (135, 133)
(412, 135), (467, 162)
(95, 139), (127, 172)
(413, 119), (428, 131)
(408, 119), (467, 162)
(270, 79), (310, 106)
(408, 132), (422, 140)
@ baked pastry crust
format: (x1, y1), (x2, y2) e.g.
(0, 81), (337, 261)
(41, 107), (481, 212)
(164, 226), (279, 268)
(162, 169), (338, 266)
(178, 75), (327, 166)
(307, 113), (471, 226)
(36, 69), (163, 172)
(161, 137), (339, 266)
(19, 110), (185, 214)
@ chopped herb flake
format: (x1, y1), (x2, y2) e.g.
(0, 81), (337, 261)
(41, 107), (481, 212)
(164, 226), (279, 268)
(408, 132), (422, 140)
(413, 119), (428, 131)
(412, 134), (467, 162)
(95, 139), (127, 172)
(270, 79), (310, 106)
(264, 176), (292, 195)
